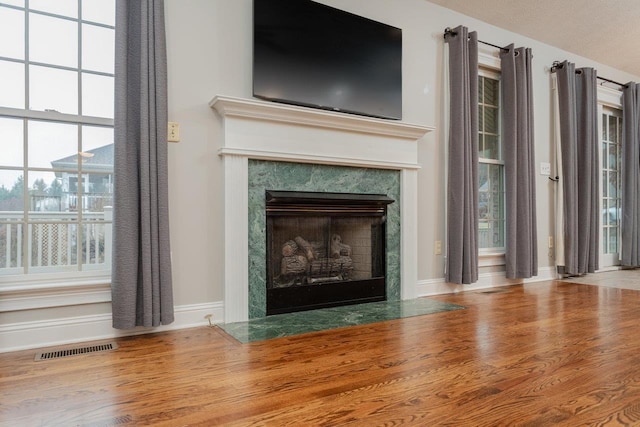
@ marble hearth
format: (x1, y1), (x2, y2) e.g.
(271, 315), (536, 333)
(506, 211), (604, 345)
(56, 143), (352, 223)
(210, 96), (433, 323)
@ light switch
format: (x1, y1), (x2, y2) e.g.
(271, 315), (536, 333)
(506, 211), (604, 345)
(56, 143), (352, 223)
(540, 162), (551, 176)
(434, 240), (442, 255)
(168, 122), (180, 143)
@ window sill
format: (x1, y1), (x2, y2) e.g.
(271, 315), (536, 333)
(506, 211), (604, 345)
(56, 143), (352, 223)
(479, 251), (506, 267)
(0, 272), (112, 312)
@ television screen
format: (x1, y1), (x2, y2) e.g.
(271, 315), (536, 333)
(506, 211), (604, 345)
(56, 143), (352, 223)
(253, 0), (402, 120)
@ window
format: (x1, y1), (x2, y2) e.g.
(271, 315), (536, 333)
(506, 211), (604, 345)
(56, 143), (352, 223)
(478, 71), (505, 251)
(0, 0), (115, 280)
(600, 107), (622, 264)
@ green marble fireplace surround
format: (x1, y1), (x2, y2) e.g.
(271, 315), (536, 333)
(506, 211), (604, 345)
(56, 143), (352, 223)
(248, 160), (401, 319)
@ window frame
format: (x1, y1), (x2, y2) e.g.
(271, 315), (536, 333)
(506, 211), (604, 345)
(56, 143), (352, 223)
(0, 0), (115, 308)
(597, 86), (624, 270)
(477, 66), (506, 260)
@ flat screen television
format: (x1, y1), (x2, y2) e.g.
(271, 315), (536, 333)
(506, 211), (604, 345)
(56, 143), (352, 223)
(253, 0), (402, 120)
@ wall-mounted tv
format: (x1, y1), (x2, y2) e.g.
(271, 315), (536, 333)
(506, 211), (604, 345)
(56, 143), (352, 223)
(253, 0), (402, 120)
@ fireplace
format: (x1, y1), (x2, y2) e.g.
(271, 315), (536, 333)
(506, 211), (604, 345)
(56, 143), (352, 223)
(266, 190), (394, 315)
(211, 95), (432, 323)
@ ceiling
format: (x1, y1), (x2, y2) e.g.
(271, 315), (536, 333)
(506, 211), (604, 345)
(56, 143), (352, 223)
(427, 0), (640, 77)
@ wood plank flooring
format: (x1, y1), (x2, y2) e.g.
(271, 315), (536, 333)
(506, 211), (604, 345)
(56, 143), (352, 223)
(3, 280), (640, 426)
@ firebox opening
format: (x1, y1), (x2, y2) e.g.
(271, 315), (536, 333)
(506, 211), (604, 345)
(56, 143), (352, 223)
(265, 190), (394, 315)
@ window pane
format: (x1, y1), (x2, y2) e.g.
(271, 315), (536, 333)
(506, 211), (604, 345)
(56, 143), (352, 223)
(479, 192), (489, 219)
(0, 60), (25, 108)
(0, 222), (23, 271)
(609, 227), (618, 253)
(29, 13), (78, 68)
(484, 106), (498, 134)
(81, 222), (109, 268)
(81, 173), (113, 212)
(0, 117), (24, 167)
(489, 163), (502, 192)
(29, 0), (77, 18)
(491, 220), (504, 247)
(602, 200), (619, 226)
(602, 142), (607, 169)
(483, 78), (499, 106)
(28, 170), (61, 213)
(609, 172), (618, 198)
(2, 0), (24, 6)
(82, 24), (115, 73)
(29, 65), (78, 114)
(608, 115), (617, 142)
(608, 144), (617, 170)
(82, 73), (114, 118)
(479, 135), (487, 158)
(478, 223), (489, 248)
(80, 128), (114, 213)
(0, 171), (24, 211)
(602, 115), (607, 141)
(0, 7), (25, 59)
(479, 162), (488, 190)
(491, 194), (502, 220)
(82, 126), (113, 155)
(82, 0), (115, 26)
(484, 135), (499, 160)
(29, 222), (78, 270)
(28, 121), (78, 169)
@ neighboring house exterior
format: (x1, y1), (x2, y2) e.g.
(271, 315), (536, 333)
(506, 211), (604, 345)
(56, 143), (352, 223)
(46, 144), (114, 212)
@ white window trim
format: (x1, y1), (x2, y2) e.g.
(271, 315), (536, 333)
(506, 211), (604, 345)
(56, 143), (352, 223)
(0, 273), (111, 311)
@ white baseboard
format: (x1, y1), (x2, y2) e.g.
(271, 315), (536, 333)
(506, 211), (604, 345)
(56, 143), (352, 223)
(0, 301), (224, 354)
(417, 266), (556, 296)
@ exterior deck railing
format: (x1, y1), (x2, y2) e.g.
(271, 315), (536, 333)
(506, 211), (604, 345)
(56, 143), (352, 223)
(0, 207), (112, 274)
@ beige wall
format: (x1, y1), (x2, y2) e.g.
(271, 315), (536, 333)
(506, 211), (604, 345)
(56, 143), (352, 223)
(164, 0), (639, 305)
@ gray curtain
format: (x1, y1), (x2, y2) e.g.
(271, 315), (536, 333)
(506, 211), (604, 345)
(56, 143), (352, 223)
(621, 83), (640, 266)
(444, 25), (479, 284)
(555, 61), (599, 275)
(500, 45), (537, 278)
(111, 0), (174, 329)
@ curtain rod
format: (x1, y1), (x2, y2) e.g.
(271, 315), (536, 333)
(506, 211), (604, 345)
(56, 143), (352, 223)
(443, 27), (508, 52)
(551, 61), (628, 89)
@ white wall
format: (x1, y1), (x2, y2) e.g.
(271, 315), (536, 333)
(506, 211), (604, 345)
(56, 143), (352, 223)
(2, 0), (639, 351)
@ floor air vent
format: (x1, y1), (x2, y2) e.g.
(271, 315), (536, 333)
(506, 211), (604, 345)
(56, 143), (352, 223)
(34, 342), (118, 361)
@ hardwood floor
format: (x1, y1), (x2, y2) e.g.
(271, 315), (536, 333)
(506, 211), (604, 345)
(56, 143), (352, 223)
(3, 280), (640, 426)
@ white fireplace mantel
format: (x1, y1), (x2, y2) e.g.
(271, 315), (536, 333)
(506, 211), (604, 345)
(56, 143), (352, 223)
(210, 95), (434, 323)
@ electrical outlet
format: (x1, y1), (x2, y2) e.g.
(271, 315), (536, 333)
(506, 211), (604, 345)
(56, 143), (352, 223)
(434, 240), (442, 255)
(168, 122), (180, 142)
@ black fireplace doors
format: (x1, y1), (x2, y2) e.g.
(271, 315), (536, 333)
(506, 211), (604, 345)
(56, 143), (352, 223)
(265, 190), (394, 315)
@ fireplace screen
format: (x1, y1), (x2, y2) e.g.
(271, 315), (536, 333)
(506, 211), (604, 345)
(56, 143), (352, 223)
(265, 190), (394, 315)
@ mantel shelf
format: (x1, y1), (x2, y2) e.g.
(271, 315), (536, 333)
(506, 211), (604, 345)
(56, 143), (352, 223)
(209, 95), (434, 141)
